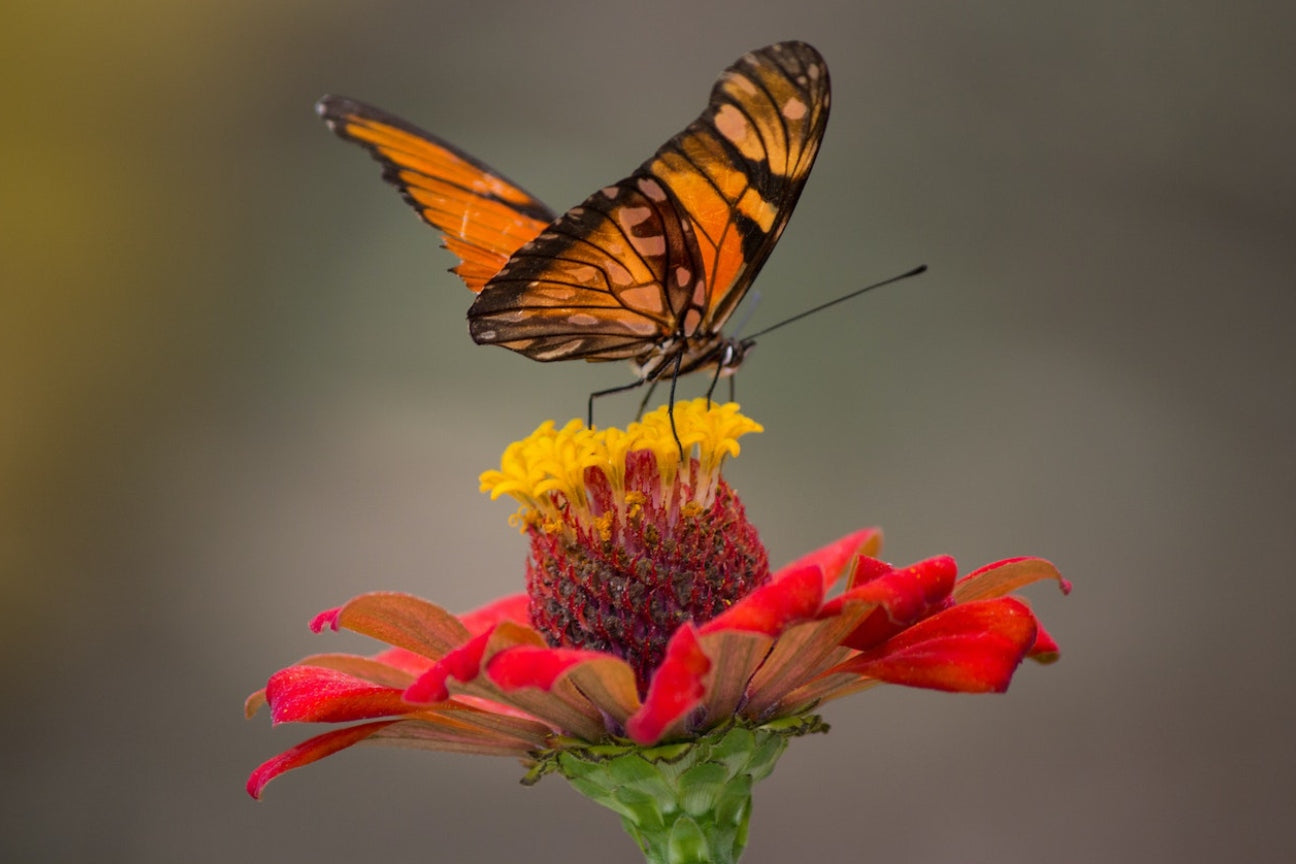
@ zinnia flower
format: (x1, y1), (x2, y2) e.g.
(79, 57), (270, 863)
(247, 399), (1068, 863)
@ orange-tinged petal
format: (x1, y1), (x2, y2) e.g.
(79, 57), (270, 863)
(952, 556), (1072, 603)
(310, 591), (472, 660)
(289, 652), (419, 688)
(739, 612), (865, 719)
(695, 629), (773, 725)
(564, 656), (642, 726)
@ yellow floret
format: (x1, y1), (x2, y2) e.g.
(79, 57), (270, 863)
(479, 400), (762, 525)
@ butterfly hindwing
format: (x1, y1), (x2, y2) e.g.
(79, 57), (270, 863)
(468, 174), (705, 363)
(316, 95), (557, 292)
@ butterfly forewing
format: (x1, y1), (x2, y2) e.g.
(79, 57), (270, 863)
(316, 96), (556, 292)
(646, 42), (831, 334)
(467, 41), (830, 373)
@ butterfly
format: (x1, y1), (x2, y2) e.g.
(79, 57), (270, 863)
(318, 41), (830, 424)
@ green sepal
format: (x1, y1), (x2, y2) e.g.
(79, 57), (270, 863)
(523, 716), (828, 864)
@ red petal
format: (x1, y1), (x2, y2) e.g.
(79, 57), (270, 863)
(846, 554), (895, 590)
(485, 645), (609, 690)
(832, 597), (1038, 693)
(828, 556), (958, 651)
(265, 666), (410, 724)
(626, 626), (710, 745)
(403, 628), (494, 704)
(247, 721), (397, 799)
(309, 606), (343, 633)
(701, 563), (824, 636)
(776, 527), (882, 589)
(457, 593), (531, 636)
(1028, 619), (1061, 663)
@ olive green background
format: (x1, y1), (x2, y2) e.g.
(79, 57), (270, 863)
(4, 2), (1293, 862)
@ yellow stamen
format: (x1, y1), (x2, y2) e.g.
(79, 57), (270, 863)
(479, 399), (762, 527)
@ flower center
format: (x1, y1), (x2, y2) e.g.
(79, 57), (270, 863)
(481, 400), (769, 693)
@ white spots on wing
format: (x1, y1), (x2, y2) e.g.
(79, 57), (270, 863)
(477, 329), (497, 341)
(567, 313), (600, 327)
(534, 284), (578, 302)
(532, 343), (578, 361)
(807, 62), (821, 81)
(637, 178), (667, 202)
(729, 72), (758, 95)
(675, 266), (691, 287)
(618, 206), (653, 228)
(618, 283), (665, 316)
(691, 281), (708, 308)
(630, 233), (666, 257)
(601, 186), (619, 199)
(823, 92), (830, 108)
(492, 309), (529, 323)
(782, 97), (807, 120)
(607, 260), (634, 286)
(714, 104), (750, 144)
(682, 308), (703, 335)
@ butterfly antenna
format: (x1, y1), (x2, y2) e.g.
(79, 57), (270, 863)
(729, 289), (763, 339)
(741, 265), (928, 343)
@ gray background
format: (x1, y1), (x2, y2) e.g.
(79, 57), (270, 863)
(4, 1), (1293, 862)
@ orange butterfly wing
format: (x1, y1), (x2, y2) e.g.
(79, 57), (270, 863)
(647, 42), (831, 334)
(316, 96), (556, 293)
(467, 41), (830, 368)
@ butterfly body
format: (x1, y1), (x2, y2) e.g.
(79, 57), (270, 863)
(318, 41), (830, 405)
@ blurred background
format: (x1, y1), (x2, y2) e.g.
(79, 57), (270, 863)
(3, 1), (1293, 862)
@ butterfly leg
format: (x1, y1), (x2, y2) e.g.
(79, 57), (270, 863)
(703, 362), (725, 410)
(665, 352), (686, 461)
(588, 377), (648, 428)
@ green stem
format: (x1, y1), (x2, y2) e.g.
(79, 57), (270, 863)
(529, 716), (828, 864)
